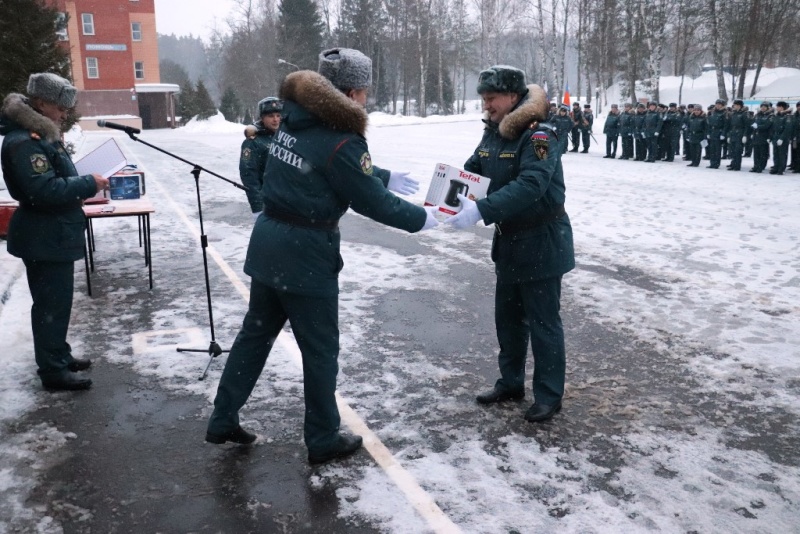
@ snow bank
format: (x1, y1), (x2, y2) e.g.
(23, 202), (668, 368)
(181, 111), (244, 134)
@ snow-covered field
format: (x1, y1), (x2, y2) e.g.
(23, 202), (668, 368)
(1, 104), (799, 532)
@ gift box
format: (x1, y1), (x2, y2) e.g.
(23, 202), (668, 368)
(424, 163), (491, 220)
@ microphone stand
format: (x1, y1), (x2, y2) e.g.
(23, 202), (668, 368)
(121, 130), (248, 380)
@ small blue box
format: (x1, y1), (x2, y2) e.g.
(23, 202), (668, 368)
(108, 174), (141, 200)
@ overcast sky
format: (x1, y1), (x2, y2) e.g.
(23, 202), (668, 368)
(154, 0), (238, 40)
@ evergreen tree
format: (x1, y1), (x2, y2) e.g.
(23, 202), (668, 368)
(219, 87), (242, 123)
(176, 80), (197, 124)
(336, 0), (389, 110)
(0, 0), (73, 129)
(159, 59), (191, 87)
(243, 108), (253, 126)
(277, 0), (325, 71)
(194, 80), (217, 120)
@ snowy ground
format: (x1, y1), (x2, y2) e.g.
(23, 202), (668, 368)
(1, 111), (799, 532)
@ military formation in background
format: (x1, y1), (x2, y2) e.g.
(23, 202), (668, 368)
(548, 99), (800, 175)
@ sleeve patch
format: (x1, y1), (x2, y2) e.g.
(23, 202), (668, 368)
(30, 154), (50, 174)
(531, 132), (549, 161)
(242, 147), (252, 160)
(360, 152), (373, 175)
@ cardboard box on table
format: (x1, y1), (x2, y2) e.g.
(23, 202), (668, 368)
(424, 163), (491, 221)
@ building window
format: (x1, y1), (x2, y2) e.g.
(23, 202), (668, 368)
(86, 57), (99, 79)
(131, 22), (142, 41)
(134, 61), (144, 80)
(81, 13), (94, 35)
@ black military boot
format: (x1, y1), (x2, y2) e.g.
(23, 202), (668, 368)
(524, 401), (562, 423)
(205, 425), (257, 445)
(67, 358), (92, 372)
(476, 386), (525, 405)
(41, 371), (92, 391)
(308, 433), (363, 464)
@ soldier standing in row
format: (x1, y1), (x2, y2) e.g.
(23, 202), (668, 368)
(643, 101), (661, 163)
(706, 99), (728, 169)
(685, 105), (707, 167)
(682, 104), (694, 159)
(603, 104), (619, 158)
(658, 103), (677, 162)
(743, 107), (755, 158)
(569, 102), (583, 152)
(770, 101), (794, 175)
(726, 99), (748, 172)
(580, 104), (594, 153)
(634, 103), (647, 161)
(619, 102), (634, 160)
(750, 102), (773, 173)
(791, 102), (800, 172)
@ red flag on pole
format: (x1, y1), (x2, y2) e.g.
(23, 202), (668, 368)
(563, 83), (571, 106)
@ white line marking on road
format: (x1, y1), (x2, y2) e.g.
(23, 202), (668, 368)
(130, 142), (462, 533)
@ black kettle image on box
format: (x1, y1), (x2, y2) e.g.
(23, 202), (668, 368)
(444, 180), (469, 207)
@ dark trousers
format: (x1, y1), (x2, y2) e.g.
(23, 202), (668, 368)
(660, 134), (674, 161)
(208, 278), (341, 452)
(672, 132), (681, 156)
(790, 140), (800, 171)
(729, 136), (744, 170)
(744, 136), (753, 157)
(605, 134), (617, 156)
(581, 130), (591, 150)
(23, 259), (75, 377)
(571, 128), (581, 150)
(646, 136), (658, 161)
(688, 142), (702, 166)
(707, 136), (722, 167)
(635, 136), (647, 160)
(773, 141), (789, 173)
(494, 276), (565, 405)
(753, 143), (770, 171)
(621, 134), (634, 158)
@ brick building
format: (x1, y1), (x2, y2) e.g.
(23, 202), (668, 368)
(50, 0), (179, 130)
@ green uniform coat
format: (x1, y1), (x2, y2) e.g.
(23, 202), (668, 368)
(244, 73), (426, 298)
(464, 86), (575, 285)
(239, 122), (274, 213)
(1, 94), (97, 262)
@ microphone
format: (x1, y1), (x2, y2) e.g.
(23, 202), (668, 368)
(96, 120), (141, 135)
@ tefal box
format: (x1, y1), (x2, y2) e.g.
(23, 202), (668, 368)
(424, 163), (491, 220)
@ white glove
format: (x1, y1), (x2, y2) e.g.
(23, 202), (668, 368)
(655, 132), (659, 137)
(444, 194), (482, 229)
(751, 123), (757, 129)
(700, 139), (708, 148)
(742, 136), (747, 144)
(387, 171), (420, 196)
(420, 205), (440, 231)
(720, 135), (725, 140)
(777, 139), (784, 146)
(252, 211), (260, 222)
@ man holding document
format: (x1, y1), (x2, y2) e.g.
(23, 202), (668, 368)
(1, 73), (109, 391)
(445, 65), (575, 423)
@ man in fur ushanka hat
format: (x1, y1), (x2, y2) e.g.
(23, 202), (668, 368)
(0, 73), (109, 392)
(206, 48), (439, 464)
(444, 65), (575, 424)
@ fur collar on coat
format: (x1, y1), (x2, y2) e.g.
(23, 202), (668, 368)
(279, 71), (368, 136)
(1, 93), (61, 143)
(485, 84), (550, 140)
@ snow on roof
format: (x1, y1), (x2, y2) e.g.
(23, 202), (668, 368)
(135, 83), (180, 94)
